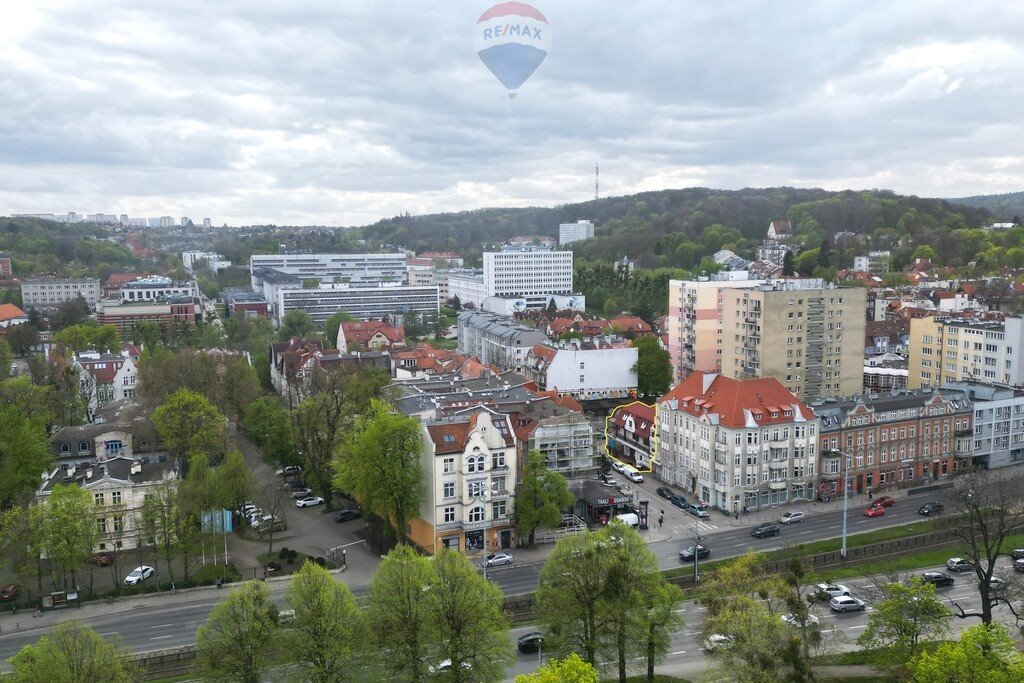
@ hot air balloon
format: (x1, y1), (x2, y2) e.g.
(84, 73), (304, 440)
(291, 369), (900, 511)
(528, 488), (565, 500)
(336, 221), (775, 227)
(474, 2), (550, 99)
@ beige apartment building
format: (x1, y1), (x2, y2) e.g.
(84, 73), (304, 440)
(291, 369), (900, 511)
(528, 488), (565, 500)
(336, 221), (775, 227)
(719, 281), (866, 401)
(907, 316), (1024, 389)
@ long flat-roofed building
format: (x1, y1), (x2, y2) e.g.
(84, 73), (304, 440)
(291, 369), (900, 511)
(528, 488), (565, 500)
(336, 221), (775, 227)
(249, 253), (408, 286)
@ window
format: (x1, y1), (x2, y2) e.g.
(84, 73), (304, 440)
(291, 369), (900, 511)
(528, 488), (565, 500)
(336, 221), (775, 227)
(468, 481), (487, 498)
(60, 442), (70, 454)
(113, 515), (123, 532)
(442, 482), (455, 498)
(78, 441), (89, 452)
(492, 476), (506, 493)
(467, 455), (485, 473)
(492, 452), (505, 469)
(443, 507), (456, 523)
(94, 493), (105, 506)
(492, 500), (507, 518)
(443, 458), (454, 474)
(111, 491), (122, 505)
(97, 517), (107, 534)
(469, 506), (485, 523)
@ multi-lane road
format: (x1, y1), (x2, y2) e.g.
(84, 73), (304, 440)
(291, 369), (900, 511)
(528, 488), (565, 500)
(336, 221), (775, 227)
(0, 477), (950, 672)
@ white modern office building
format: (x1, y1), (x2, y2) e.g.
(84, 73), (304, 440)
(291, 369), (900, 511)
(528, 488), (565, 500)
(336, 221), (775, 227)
(249, 253), (408, 286)
(276, 283), (439, 326)
(448, 248), (575, 309)
(559, 220), (595, 245)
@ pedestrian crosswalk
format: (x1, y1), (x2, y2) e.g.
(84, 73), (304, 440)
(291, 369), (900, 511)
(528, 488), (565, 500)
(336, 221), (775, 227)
(669, 519), (718, 534)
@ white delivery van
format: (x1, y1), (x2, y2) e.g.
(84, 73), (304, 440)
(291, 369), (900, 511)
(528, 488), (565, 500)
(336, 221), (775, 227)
(613, 512), (640, 528)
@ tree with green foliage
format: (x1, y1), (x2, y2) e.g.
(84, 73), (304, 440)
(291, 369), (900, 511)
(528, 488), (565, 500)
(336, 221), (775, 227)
(53, 324), (121, 354)
(214, 450), (255, 514)
(631, 335), (672, 398)
(284, 560), (365, 683)
(50, 297), (91, 330)
(278, 309), (315, 340)
(35, 484), (96, 591)
(151, 388), (226, 467)
(782, 250), (795, 276)
(6, 323), (40, 356)
(638, 580), (686, 682)
(243, 396), (296, 466)
(0, 337), (11, 378)
(0, 398), (52, 508)
(366, 545), (437, 682)
(515, 654), (598, 683)
(515, 450), (573, 546)
(428, 549), (513, 682)
(334, 399), (423, 541)
(323, 310), (355, 349)
(857, 578), (952, 680)
(9, 620), (141, 683)
(908, 622), (1024, 683)
(536, 532), (611, 666)
(196, 580), (280, 683)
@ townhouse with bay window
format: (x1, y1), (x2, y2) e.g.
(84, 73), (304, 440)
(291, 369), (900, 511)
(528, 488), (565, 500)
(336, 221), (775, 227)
(656, 371), (818, 513)
(409, 408), (518, 555)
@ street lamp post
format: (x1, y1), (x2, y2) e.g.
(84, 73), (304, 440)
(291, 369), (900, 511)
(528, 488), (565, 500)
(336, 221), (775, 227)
(829, 449), (852, 558)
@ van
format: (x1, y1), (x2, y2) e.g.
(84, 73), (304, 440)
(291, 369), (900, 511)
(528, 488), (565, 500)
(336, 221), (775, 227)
(613, 512), (640, 528)
(623, 466), (644, 483)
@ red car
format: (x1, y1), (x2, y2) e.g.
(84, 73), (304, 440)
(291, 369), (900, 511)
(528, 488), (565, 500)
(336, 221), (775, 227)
(863, 506), (886, 517)
(872, 496), (895, 508)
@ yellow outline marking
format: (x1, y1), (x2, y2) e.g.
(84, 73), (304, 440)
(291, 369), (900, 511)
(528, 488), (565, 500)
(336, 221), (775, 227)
(605, 400), (658, 473)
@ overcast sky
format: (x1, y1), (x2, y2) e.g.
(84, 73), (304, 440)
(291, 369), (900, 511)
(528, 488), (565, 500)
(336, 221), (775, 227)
(2, 1), (1022, 226)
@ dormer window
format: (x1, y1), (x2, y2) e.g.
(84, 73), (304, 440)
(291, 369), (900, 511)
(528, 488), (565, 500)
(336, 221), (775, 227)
(79, 441), (89, 452)
(60, 442), (70, 454)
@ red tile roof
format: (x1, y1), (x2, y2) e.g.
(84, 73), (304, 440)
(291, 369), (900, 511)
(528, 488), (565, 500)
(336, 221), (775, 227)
(612, 401), (656, 439)
(609, 316), (653, 334)
(0, 303), (26, 322)
(660, 372), (811, 429)
(342, 320), (405, 345)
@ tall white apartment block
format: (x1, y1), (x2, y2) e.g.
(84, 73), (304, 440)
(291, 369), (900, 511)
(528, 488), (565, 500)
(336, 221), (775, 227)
(559, 220), (595, 245)
(21, 278), (101, 308)
(483, 248), (573, 299)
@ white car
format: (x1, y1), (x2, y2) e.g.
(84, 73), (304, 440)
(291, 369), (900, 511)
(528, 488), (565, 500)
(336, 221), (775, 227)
(611, 461), (626, 473)
(290, 488), (313, 499)
(295, 496), (324, 508)
(781, 613), (820, 627)
(240, 503), (257, 516)
(276, 465), (302, 476)
(428, 660), (471, 675)
(779, 511), (805, 524)
(829, 596), (866, 613)
(124, 566), (154, 586)
(703, 634), (734, 652)
(481, 552), (513, 568)
(623, 467), (644, 483)
(815, 583), (850, 599)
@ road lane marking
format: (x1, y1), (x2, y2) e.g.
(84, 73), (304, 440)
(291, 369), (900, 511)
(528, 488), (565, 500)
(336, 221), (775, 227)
(667, 650), (686, 656)
(798, 530), (812, 535)
(848, 625), (868, 630)
(99, 632), (118, 637)
(150, 635), (173, 640)
(150, 624), (173, 629)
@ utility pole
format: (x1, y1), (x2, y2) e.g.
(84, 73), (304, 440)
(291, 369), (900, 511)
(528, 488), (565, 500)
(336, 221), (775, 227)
(693, 520), (701, 582)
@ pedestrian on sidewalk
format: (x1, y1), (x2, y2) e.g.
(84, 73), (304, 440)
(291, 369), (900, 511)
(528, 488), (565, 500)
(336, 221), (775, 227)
(868, 490), (873, 501)
(658, 514), (664, 529)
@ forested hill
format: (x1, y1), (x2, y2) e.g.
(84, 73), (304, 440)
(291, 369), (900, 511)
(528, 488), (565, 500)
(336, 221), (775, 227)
(359, 187), (992, 268)
(947, 192), (1024, 222)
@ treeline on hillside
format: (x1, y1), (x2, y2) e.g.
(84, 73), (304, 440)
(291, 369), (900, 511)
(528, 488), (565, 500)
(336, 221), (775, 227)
(0, 217), (141, 278)
(948, 191), (1024, 222)
(355, 188), (993, 269)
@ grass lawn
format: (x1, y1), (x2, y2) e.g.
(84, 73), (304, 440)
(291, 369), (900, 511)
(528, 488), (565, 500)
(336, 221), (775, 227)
(603, 677), (693, 683)
(192, 562), (241, 584)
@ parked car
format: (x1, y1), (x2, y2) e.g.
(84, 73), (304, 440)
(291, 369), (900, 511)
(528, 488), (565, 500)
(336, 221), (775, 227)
(290, 488), (313, 499)
(946, 557), (974, 572)
(656, 486), (673, 499)
(669, 494), (688, 510)
(1014, 558), (1024, 574)
(814, 583), (850, 599)
(240, 502), (257, 516)
(124, 566), (154, 586)
(918, 501), (944, 516)
(428, 660), (471, 675)
(829, 596), (866, 613)
(276, 465), (302, 476)
(611, 461), (626, 473)
(863, 505), (885, 518)
(257, 518), (287, 535)
(872, 495), (896, 508)
(986, 576), (1006, 592)
(751, 522), (780, 538)
(481, 552), (513, 568)
(0, 584), (19, 602)
(623, 467), (644, 483)
(703, 634), (734, 652)
(517, 631), (544, 653)
(779, 510), (805, 524)
(295, 496), (325, 508)
(921, 571), (954, 587)
(86, 552), (114, 567)
(687, 503), (709, 519)
(679, 544), (710, 562)
(288, 480), (308, 490)
(599, 473), (617, 487)
(781, 613), (820, 627)
(1009, 548), (1024, 560)
(333, 508), (362, 523)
